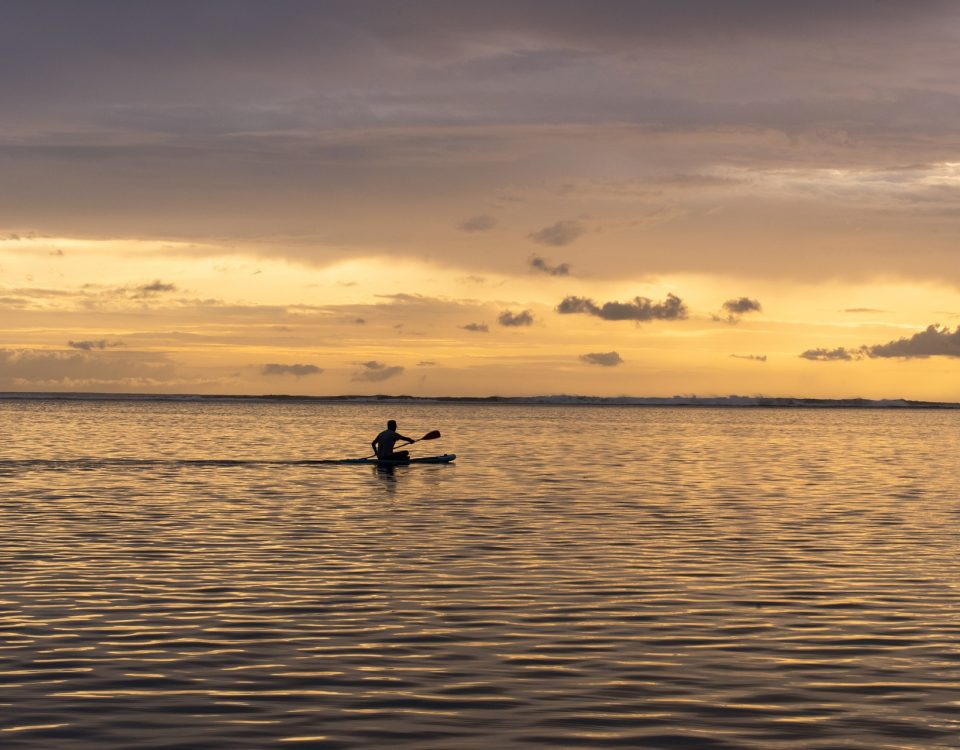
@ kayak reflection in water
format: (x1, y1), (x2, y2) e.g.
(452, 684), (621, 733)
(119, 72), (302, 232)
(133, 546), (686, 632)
(371, 420), (415, 461)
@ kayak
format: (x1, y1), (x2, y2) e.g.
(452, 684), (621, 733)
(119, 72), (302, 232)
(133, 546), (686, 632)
(341, 453), (456, 465)
(310, 454), (457, 465)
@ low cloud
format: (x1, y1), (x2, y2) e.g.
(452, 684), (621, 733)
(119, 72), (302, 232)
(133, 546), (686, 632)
(498, 309), (534, 327)
(801, 324), (960, 362)
(0, 348), (178, 386)
(68, 339), (124, 351)
(715, 297), (762, 324)
(417, 360), (437, 367)
(844, 308), (887, 313)
(580, 351), (623, 367)
(730, 354), (767, 362)
(557, 293), (687, 322)
(529, 220), (585, 247)
(352, 360), (404, 382)
(800, 347), (859, 361)
(529, 254), (571, 276)
(462, 322), (489, 332)
(458, 214), (497, 233)
(866, 324), (960, 358)
(261, 363), (323, 377)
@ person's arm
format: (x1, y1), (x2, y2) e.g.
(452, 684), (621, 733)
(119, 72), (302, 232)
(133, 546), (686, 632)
(398, 433), (415, 444)
(371, 438), (379, 455)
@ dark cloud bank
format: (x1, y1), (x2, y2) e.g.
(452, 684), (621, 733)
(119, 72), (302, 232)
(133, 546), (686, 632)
(801, 324), (960, 361)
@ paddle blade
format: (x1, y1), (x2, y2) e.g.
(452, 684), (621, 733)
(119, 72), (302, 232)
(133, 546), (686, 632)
(419, 430), (441, 441)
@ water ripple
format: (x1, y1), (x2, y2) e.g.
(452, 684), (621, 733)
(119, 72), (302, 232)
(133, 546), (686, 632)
(1, 401), (959, 748)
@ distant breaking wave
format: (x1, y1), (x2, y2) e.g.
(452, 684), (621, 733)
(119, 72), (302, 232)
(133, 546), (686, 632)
(1, 392), (958, 409)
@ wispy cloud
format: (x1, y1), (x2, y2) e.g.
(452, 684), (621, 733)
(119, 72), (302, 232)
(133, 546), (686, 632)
(462, 322), (489, 332)
(131, 281), (178, 299)
(557, 293), (687, 322)
(529, 221), (585, 247)
(580, 351), (623, 366)
(730, 353), (767, 362)
(458, 214), (496, 232)
(68, 339), (124, 351)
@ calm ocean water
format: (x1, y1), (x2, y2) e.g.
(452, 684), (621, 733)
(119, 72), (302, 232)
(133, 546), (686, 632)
(1, 399), (959, 749)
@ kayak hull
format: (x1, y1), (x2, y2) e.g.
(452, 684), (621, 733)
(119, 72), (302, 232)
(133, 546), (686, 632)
(320, 453), (456, 465)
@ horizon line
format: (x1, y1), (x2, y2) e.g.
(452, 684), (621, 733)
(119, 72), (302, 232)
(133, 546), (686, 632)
(1, 391), (959, 409)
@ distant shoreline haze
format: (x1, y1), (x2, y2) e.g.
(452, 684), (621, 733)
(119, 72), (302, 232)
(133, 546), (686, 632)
(1, 392), (958, 409)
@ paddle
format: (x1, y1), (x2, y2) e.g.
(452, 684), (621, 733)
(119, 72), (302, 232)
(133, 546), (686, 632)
(365, 430), (441, 459)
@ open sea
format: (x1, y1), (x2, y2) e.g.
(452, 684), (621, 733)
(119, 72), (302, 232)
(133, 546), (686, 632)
(1, 398), (959, 749)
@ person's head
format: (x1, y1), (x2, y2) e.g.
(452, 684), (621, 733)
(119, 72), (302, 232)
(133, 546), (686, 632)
(387, 419), (397, 430)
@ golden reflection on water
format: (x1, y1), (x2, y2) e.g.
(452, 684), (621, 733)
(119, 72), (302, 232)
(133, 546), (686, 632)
(1, 400), (960, 748)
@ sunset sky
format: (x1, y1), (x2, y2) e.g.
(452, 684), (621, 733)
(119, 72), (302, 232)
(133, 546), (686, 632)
(3, 0), (960, 398)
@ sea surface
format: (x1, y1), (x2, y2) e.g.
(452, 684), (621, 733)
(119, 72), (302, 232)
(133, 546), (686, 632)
(1, 399), (959, 749)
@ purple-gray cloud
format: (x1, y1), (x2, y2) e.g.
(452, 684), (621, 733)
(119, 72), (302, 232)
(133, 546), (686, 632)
(68, 339), (123, 351)
(799, 347), (859, 361)
(462, 322), (489, 332)
(352, 360), (404, 382)
(261, 363), (323, 377)
(458, 214), (497, 232)
(722, 297), (762, 315)
(498, 309), (534, 327)
(730, 353), (767, 362)
(131, 281), (177, 299)
(580, 351), (623, 366)
(529, 221), (585, 247)
(866, 324), (960, 358)
(557, 293), (687, 322)
(0, 348), (177, 386)
(529, 254), (571, 276)
(801, 324), (960, 361)
(715, 297), (762, 324)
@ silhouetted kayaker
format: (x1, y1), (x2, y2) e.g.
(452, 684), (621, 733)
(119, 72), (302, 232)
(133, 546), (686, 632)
(372, 420), (414, 461)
